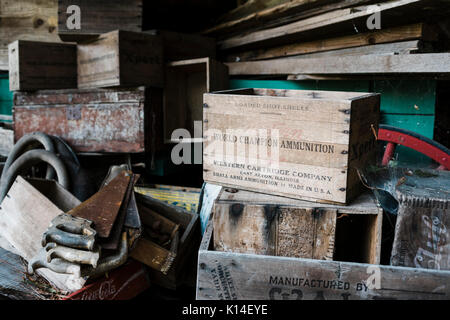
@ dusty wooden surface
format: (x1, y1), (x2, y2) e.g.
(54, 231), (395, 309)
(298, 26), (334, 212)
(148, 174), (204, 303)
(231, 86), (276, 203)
(203, 88), (379, 204)
(227, 53), (450, 75)
(197, 221), (450, 300)
(224, 23), (435, 62)
(217, 0), (449, 51)
(77, 30), (163, 89)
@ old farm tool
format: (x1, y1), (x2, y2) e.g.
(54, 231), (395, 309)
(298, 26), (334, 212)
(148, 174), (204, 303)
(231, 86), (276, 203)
(378, 124), (450, 170)
(42, 213), (97, 250)
(28, 213), (100, 276)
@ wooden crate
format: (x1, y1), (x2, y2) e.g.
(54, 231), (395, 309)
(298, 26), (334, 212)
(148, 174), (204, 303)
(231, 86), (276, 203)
(390, 169), (450, 270)
(203, 88), (380, 204)
(213, 189), (382, 264)
(77, 30), (163, 89)
(197, 220), (450, 300)
(133, 193), (201, 290)
(58, 0), (143, 42)
(164, 57), (229, 143)
(13, 86), (164, 155)
(8, 40), (77, 91)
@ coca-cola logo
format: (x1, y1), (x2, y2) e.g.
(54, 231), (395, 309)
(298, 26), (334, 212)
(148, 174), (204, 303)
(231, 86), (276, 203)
(79, 280), (117, 300)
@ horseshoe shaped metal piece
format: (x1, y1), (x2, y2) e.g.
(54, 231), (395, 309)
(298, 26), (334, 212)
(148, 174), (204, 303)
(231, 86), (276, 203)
(41, 213), (97, 251)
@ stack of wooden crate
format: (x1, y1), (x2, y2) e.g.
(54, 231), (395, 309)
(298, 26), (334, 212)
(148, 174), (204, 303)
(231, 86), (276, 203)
(4, 1), (230, 296)
(195, 0), (450, 300)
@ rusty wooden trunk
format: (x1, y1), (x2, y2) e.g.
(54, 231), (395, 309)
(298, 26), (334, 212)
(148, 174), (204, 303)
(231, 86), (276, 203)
(13, 86), (163, 154)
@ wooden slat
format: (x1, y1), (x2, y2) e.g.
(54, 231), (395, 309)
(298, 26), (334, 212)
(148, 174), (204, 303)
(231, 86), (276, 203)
(218, 0), (448, 51)
(227, 53), (450, 75)
(225, 23), (435, 61)
(197, 221), (450, 300)
(203, 0), (377, 37)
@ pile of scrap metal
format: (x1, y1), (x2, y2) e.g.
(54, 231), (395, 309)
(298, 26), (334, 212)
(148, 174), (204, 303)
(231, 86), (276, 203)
(0, 132), (144, 297)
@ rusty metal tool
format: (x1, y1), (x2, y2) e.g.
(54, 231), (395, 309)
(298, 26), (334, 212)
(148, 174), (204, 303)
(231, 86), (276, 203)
(67, 170), (132, 238)
(42, 213), (96, 250)
(28, 248), (81, 277)
(46, 243), (101, 268)
(81, 232), (129, 278)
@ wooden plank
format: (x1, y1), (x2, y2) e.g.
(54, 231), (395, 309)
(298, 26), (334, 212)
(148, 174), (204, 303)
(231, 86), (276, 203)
(227, 53), (450, 75)
(8, 40), (77, 91)
(197, 221), (450, 300)
(58, 0), (142, 42)
(203, 0), (377, 37)
(0, 176), (84, 292)
(218, 0), (448, 51)
(203, 88), (380, 204)
(0, 0), (60, 71)
(13, 87), (164, 153)
(77, 30), (163, 89)
(227, 33), (426, 61)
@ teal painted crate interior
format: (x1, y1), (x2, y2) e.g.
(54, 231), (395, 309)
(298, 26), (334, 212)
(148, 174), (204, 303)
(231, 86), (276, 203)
(229, 79), (437, 165)
(0, 73), (13, 123)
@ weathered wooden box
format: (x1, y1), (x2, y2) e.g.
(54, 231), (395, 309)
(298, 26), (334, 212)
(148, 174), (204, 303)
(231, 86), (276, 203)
(133, 193), (201, 290)
(203, 88), (380, 204)
(58, 0), (143, 42)
(165, 57), (228, 143)
(197, 220), (450, 300)
(213, 189), (382, 264)
(13, 86), (164, 155)
(8, 40), (77, 91)
(77, 30), (163, 89)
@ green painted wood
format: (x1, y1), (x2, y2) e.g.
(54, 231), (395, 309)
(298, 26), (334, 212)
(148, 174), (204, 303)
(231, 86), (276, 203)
(374, 80), (436, 115)
(0, 74), (13, 123)
(229, 79), (370, 92)
(0, 74), (13, 101)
